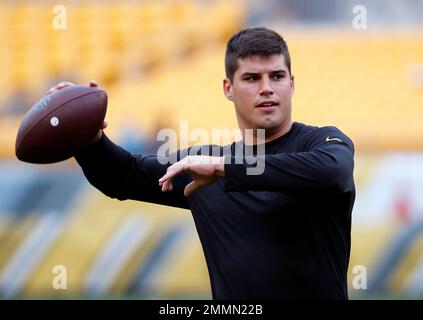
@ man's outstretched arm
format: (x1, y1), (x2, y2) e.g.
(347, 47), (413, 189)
(224, 141), (354, 195)
(159, 127), (354, 196)
(47, 80), (190, 209)
(75, 133), (190, 209)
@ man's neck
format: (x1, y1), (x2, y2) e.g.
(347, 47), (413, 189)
(242, 120), (293, 145)
(264, 120), (293, 143)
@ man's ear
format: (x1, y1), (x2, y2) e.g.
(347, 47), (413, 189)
(290, 74), (295, 96)
(223, 78), (234, 101)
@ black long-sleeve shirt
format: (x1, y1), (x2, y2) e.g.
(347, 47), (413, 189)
(75, 122), (355, 300)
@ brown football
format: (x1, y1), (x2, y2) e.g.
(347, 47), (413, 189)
(15, 85), (107, 164)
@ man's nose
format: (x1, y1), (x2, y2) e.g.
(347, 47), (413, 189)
(259, 78), (273, 96)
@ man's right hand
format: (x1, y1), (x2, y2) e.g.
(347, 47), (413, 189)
(46, 80), (108, 144)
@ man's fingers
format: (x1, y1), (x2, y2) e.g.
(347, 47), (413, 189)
(159, 161), (191, 192)
(161, 180), (173, 192)
(159, 163), (188, 184)
(162, 177), (200, 196)
(47, 80), (100, 97)
(56, 81), (74, 89)
(184, 181), (199, 197)
(46, 81), (74, 95)
(162, 180), (172, 192)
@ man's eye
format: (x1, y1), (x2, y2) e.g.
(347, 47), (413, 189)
(272, 74), (284, 80)
(246, 76), (258, 81)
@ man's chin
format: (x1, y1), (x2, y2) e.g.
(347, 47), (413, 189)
(254, 119), (281, 130)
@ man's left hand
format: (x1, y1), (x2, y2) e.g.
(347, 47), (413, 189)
(159, 156), (225, 197)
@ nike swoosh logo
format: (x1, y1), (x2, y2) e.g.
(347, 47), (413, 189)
(326, 136), (343, 142)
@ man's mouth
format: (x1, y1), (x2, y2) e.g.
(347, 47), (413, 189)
(256, 101), (279, 108)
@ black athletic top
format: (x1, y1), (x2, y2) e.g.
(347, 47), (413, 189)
(75, 122), (355, 300)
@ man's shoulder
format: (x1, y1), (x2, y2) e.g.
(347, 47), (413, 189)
(294, 122), (354, 150)
(295, 122), (350, 138)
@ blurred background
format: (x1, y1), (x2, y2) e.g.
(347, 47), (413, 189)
(0, 0), (423, 299)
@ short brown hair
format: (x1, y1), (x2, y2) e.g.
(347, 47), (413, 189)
(225, 27), (291, 82)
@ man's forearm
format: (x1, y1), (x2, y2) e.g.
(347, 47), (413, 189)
(224, 144), (354, 194)
(75, 133), (137, 200)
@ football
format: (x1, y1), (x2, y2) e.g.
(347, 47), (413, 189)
(15, 85), (107, 164)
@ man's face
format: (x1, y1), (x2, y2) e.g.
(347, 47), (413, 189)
(224, 54), (294, 135)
